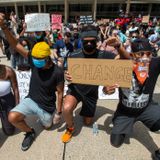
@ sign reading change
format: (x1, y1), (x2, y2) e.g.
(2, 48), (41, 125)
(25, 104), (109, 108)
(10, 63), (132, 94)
(25, 13), (50, 32)
(68, 58), (133, 88)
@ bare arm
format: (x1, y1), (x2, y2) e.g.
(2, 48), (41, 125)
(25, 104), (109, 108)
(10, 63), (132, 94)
(56, 83), (64, 113)
(45, 31), (53, 47)
(19, 22), (27, 37)
(7, 67), (20, 105)
(52, 49), (58, 59)
(0, 13), (28, 58)
(105, 37), (131, 59)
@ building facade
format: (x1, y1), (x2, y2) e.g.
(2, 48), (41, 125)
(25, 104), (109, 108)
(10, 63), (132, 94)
(0, 0), (160, 23)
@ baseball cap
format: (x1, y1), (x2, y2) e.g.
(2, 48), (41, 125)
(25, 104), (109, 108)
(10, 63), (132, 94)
(131, 38), (152, 52)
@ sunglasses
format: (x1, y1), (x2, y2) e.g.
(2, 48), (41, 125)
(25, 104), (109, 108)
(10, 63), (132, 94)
(82, 39), (96, 44)
(135, 51), (152, 57)
(132, 36), (137, 38)
(131, 51), (152, 62)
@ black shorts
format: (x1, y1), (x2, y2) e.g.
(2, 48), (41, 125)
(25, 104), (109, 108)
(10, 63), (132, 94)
(66, 87), (98, 117)
(0, 92), (15, 135)
(112, 103), (160, 135)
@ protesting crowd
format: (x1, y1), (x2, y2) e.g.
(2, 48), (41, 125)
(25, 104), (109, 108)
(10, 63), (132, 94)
(0, 11), (160, 159)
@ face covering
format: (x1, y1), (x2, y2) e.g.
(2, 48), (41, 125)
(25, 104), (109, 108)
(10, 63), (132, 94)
(24, 45), (29, 50)
(73, 33), (79, 39)
(35, 34), (44, 42)
(133, 58), (150, 84)
(131, 37), (137, 42)
(32, 58), (46, 68)
(82, 40), (97, 53)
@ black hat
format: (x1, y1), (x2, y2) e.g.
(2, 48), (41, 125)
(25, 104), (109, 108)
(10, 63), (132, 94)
(131, 38), (153, 52)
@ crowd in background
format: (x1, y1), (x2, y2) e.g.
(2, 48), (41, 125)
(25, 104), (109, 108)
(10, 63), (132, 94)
(0, 11), (160, 70)
(1, 11), (160, 159)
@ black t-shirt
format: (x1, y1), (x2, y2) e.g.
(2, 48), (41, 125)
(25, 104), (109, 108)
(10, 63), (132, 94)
(118, 57), (160, 116)
(27, 55), (64, 113)
(67, 49), (116, 98)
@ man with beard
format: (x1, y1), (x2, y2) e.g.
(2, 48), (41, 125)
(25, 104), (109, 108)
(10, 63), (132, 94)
(103, 39), (160, 160)
(61, 25), (130, 143)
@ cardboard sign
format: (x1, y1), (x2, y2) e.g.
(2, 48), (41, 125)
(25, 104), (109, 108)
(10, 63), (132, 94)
(80, 15), (93, 24)
(142, 15), (150, 23)
(16, 71), (31, 101)
(25, 13), (50, 32)
(68, 58), (133, 88)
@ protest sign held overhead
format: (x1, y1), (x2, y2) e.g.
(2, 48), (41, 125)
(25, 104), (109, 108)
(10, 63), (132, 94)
(68, 58), (133, 88)
(25, 13), (50, 32)
(51, 14), (62, 30)
(80, 15), (93, 24)
(142, 15), (150, 23)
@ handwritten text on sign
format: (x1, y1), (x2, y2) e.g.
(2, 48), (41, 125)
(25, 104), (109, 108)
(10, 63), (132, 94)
(51, 14), (62, 30)
(25, 13), (50, 32)
(16, 71), (31, 101)
(142, 15), (150, 23)
(52, 14), (62, 24)
(68, 58), (133, 88)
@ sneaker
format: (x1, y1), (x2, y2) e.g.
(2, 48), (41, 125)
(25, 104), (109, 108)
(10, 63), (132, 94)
(110, 134), (125, 148)
(152, 149), (160, 160)
(53, 112), (62, 125)
(61, 127), (75, 143)
(21, 128), (36, 151)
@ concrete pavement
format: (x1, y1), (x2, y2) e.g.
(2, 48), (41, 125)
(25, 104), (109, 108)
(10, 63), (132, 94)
(1, 50), (160, 160)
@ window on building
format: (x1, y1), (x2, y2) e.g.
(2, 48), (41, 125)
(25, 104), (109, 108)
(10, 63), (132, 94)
(0, 7), (5, 12)
(130, 4), (149, 12)
(25, 5), (38, 13)
(69, 4), (92, 12)
(152, 4), (160, 12)
(97, 4), (120, 12)
(6, 6), (15, 13)
(46, 5), (64, 12)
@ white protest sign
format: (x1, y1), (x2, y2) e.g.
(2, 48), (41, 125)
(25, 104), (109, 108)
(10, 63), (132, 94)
(25, 13), (50, 32)
(16, 71), (31, 101)
(80, 15), (93, 24)
(98, 86), (119, 100)
(16, 71), (119, 101)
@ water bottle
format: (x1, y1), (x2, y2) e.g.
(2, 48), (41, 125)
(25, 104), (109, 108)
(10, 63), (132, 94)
(93, 122), (99, 135)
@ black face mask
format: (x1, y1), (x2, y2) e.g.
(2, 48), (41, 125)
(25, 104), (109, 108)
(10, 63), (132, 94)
(73, 33), (79, 39)
(82, 40), (97, 53)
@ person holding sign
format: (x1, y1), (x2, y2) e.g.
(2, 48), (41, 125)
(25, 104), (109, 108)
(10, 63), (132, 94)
(61, 25), (130, 143)
(103, 39), (160, 159)
(0, 13), (64, 151)
(0, 64), (19, 135)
